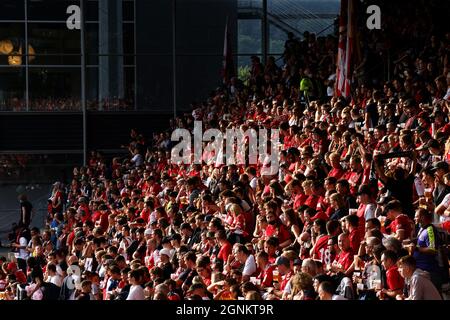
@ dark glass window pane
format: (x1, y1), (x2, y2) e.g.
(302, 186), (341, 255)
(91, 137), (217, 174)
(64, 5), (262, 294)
(124, 66), (135, 107)
(0, 67), (26, 111)
(28, 0), (80, 21)
(86, 66), (98, 109)
(86, 65), (134, 111)
(136, 54), (172, 111)
(86, 22), (99, 64)
(85, 0), (99, 21)
(0, 23), (25, 65)
(0, 0), (25, 20)
(123, 54), (134, 66)
(123, 22), (134, 55)
(28, 23), (81, 55)
(28, 54), (81, 65)
(123, 0), (134, 21)
(29, 67), (81, 111)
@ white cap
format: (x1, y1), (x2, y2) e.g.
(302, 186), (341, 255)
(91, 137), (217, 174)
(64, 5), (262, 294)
(144, 228), (153, 236)
(159, 248), (172, 258)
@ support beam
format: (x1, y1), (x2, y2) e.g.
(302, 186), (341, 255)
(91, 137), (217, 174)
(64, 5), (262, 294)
(262, 0), (268, 65)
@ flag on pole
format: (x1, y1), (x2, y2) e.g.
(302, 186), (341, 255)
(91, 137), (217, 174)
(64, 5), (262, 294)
(222, 17), (235, 85)
(335, 0), (354, 99)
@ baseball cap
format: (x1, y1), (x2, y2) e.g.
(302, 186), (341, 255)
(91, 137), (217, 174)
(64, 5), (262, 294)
(275, 256), (290, 267)
(432, 161), (449, 172)
(159, 248), (172, 258)
(144, 228), (153, 236)
(293, 259), (302, 266)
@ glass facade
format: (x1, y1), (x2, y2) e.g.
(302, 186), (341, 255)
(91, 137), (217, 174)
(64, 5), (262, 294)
(236, 0), (339, 67)
(0, 0), (135, 111)
(0, 0), (339, 112)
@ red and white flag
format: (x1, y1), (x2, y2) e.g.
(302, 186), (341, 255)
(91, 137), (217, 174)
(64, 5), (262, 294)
(335, 0), (354, 98)
(222, 17), (235, 85)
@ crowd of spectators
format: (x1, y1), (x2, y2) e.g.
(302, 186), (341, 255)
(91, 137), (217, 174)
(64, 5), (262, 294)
(0, 97), (134, 112)
(1, 1), (450, 301)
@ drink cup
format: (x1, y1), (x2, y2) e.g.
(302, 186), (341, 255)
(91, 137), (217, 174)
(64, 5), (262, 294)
(273, 270), (279, 283)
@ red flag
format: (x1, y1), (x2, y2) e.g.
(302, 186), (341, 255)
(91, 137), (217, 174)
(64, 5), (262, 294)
(222, 17), (235, 85)
(335, 0), (354, 98)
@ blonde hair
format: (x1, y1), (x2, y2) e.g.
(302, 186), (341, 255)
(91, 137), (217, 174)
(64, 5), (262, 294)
(291, 272), (314, 297)
(330, 193), (345, 208)
(228, 203), (243, 216)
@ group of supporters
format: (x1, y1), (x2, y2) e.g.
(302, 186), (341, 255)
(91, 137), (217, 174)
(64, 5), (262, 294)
(0, 97), (134, 112)
(1, 0), (450, 301)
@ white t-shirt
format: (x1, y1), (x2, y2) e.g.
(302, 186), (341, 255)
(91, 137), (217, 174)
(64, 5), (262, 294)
(332, 294), (347, 300)
(438, 193), (450, 223)
(250, 177), (257, 190)
(48, 274), (63, 287)
(126, 285), (145, 300)
(364, 203), (377, 220)
(18, 237), (29, 260)
(241, 200), (251, 212)
(243, 255), (257, 276)
(131, 154), (144, 167)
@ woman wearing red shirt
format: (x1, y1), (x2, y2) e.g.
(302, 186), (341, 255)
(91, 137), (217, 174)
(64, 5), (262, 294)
(226, 204), (248, 243)
(310, 219), (330, 263)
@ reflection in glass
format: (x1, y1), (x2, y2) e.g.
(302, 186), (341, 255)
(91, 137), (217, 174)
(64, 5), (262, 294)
(238, 19), (261, 54)
(0, 23), (25, 65)
(28, 23), (81, 56)
(29, 67), (81, 111)
(0, 67), (26, 111)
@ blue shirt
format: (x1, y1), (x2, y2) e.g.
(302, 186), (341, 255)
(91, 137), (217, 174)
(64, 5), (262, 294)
(413, 225), (439, 272)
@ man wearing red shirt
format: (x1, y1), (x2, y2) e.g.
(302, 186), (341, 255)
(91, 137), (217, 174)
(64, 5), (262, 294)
(344, 215), (362, 253)
(265, 213), (292, 248)
(269, 256), (294, 299)
(6, 262), (27, 284)
(140, 200), (153, 223)
(78, 199), (91, 223)
(264, 237), (279, 264)
(215, 230), (232, 262)
(341, 156), (364, 195)
(289, 179), (307, 211)
(328, 153), (345, 180)
(256, 251), (274, 289)
(329, 233), (353, 275)
(384, 200), (413, 238)
(378, 250), (404, 300)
